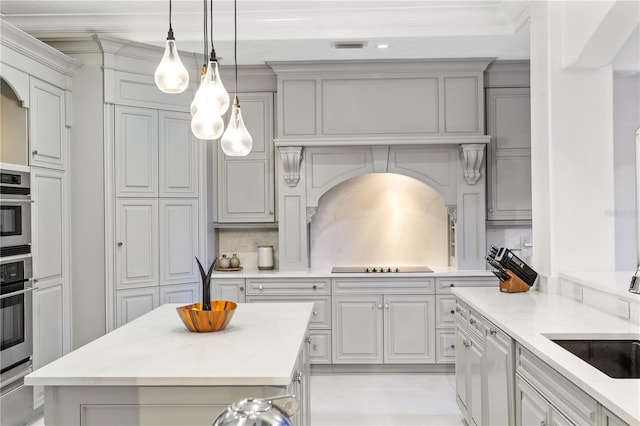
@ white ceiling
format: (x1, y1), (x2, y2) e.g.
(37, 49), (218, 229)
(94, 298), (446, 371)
(0, 0), (531, 65)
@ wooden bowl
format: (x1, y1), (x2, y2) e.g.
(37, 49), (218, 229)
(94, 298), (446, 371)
(176, 300), (237, 333)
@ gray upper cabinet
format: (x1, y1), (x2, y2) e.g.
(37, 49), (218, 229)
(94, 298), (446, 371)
(270, 60), (492, 142)
(485, 61), (531, 223)
(216, 92), (275, 223)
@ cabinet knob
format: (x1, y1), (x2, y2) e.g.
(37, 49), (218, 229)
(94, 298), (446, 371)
(313, 344), (317, 351)
(312, 310), (318, 316)
(117, 242), (123, 247)
(449, 283), (455, 287)
(456, 307), (462, 313)
(488, 208), (494, 213)
(377, 304), (383, 309)
(305, 335), (312, 343)
(489, 328), (497, 336)
(293, 372), (303, 383)
(32, 149), (38, 155)
(258, 285), (263, 291)
(239, 287), (244, 292)
(269, 210), (274, 215)
(312, 285), (318, 290)
(450, 309), (455, 315)
(463, 339), (470, 348)
(384, 303), (389, 309)
(450, 344), (455, 349)
(469, 318), (476, 325)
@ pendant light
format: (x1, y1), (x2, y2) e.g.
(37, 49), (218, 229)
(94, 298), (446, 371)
(191, 0), (229, 139)
(220, 0), (253, 156)
(154, 0), (189, 94)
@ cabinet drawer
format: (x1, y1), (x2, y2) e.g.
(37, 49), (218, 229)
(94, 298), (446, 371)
(332, 277), (434, 294)
(436, 328), (456, 363)
(246, 278), (330, 295)
(309, 330), (331, 364)
(436, 296), (456, 327)
(436, 276), (498, 294)
(516, 344), (597, 425)
(246, 295), (331, 328)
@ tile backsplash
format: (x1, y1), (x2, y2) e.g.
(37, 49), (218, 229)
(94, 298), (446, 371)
(217, 230), (279, 270)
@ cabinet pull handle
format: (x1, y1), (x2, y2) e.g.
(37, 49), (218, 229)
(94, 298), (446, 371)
(469, 318), (476, 325)
(377, 304), (383, 309)
(305, 335), (311, 343)
(32, 149), (38, 155)
(312, 311), (318, 316)
(463, 340), (470, 348)
(293, 372), (303, 383)
(456, 307), (462, 313)
(117, 242), (123, 247)
(258, 285), (263, 291)
(239, 287), (244, 292)
(489, 328), (497, 336)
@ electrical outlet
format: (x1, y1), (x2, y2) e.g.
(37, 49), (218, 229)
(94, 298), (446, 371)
(616, 299), (630, 320)
(572, 285), (583, 302)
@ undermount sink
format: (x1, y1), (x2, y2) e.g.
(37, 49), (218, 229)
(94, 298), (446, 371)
(551, 339), (640, 379)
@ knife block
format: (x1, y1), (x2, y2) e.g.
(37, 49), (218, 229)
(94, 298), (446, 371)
(499, 269), (531, 293)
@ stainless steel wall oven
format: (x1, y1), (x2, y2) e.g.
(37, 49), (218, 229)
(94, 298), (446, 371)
(0, 170), (31, 257)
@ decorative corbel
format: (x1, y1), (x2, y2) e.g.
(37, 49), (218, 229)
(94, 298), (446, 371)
(279, 146), (304, 187)
(459, 144), (485, 185)
(306, 207), (317, 224)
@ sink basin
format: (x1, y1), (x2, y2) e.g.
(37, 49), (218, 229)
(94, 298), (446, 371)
(551, 339), (640, 379)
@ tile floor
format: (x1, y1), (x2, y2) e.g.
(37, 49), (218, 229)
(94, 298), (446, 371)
(310, 374), (463, 426)
(28, 374), (464, 426)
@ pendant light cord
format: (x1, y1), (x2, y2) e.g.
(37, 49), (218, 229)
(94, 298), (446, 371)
(168, 0), (173, 33)
(203, 0), (207, 65)
(210, 0), (215, 59)
(234, 0), (238, 95)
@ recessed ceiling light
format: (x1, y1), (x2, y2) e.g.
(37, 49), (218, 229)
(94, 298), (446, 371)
(377, 44), (390, 49)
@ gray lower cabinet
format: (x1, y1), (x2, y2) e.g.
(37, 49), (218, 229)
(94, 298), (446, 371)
(454, 298), (513, 426)
(332, 293), (435, 364)
(213, 278), (246, 303)
(244, 278), (332, 364)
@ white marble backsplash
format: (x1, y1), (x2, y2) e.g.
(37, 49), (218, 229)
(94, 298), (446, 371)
(217, 230), (279, 270)
(486, 226), (533, 266)
(309, 173), (449, 270)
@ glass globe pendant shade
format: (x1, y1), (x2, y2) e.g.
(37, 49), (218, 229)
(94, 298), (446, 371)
(190, 61), (229, 117)
(191, 105), (225, 140)
(221, 97), (253, 156)
(154, 36), (189, 94)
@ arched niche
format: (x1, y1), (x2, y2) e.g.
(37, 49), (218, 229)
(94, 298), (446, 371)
(1, 78), (28, 165)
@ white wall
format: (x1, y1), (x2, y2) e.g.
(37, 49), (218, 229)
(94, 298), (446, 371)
(530, 0), (640, 291)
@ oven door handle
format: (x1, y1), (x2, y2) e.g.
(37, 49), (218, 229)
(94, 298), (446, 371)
(0, 198), (33, 203)
(0, 287), (36, 300)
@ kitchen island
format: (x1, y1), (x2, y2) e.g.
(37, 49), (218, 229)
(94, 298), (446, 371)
(25, 302), (314, 426)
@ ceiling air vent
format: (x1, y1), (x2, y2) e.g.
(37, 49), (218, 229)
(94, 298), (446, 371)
(332, 41), (368, 49)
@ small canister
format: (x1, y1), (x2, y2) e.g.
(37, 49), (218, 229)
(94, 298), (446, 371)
(257, 245), (274, 270)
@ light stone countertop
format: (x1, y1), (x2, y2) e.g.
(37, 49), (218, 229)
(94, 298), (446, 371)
(211, 267), (494, 279)
(451, 287), (640, 425)
(25, 302), (314, 387)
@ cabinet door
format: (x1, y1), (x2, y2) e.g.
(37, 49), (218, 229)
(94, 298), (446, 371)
(115, 199), (159, 289)
(332, 295), (383, 363)
(308, 330), (331, 364)
(32, 283), (64, 408)
(159, 199), (199, 285)
(486, 87), (531, 222)
(455, 325), (469, 416)
(436, 329), (456, 363)
(159, 111), (198, 197)
(115, 106), (158, 197)
(484, 325), (514, 426)
(217, 92), (274, 223)
(214, 279), (246, 303)
(468, 332), (484, 426)
(116, 287), (160, 327)
(29, 77), (65, 170)
(159, 282), (199, 305)
(516, 376), (549, 426)
(383, 295), (435, 363)
(31, 168), (64, 284)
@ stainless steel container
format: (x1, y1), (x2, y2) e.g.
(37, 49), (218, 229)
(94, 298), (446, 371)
(212, 396), (298, 426)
